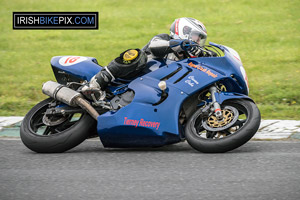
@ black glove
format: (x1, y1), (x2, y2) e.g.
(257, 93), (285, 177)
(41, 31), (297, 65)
(188, 45), (203, 57)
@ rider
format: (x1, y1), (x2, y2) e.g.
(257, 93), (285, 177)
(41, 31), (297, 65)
(83, 17), (214, 98)
(143, 17), (210, 60)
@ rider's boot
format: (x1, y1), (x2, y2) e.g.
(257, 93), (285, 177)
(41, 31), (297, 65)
(82, 49), (147, 101)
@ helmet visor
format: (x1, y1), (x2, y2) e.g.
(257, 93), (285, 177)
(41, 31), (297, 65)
(189, 30), (207, 46)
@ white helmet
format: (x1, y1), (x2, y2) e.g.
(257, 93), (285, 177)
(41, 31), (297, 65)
(170, 17), (207, 46)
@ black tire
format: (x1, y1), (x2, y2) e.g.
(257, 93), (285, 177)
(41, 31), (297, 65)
(20, 98), (96, 153)
(185, 99), (261, 153)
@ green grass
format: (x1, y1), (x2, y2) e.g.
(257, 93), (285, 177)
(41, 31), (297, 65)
(0, 0), (299, 119)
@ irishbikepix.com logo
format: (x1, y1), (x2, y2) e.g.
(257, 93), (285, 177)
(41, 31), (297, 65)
(13, 12), (98, 29)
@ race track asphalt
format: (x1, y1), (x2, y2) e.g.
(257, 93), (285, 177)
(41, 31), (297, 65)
(1, 139), (300, 200)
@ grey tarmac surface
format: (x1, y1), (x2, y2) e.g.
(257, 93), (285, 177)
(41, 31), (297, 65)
(0, 139), (300, 200)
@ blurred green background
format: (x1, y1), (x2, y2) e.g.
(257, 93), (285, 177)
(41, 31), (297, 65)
(0, 0), (299, 119)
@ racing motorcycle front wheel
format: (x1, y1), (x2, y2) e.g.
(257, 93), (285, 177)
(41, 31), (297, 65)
(185, 99), (261, 153)
(20, 98), (96, 153)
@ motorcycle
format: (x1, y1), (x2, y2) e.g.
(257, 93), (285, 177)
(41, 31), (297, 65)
(20, 42), (261, 153)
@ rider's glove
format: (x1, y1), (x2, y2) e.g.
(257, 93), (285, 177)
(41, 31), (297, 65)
(176, 39), (203, 57)
(188, 45), (203, 57)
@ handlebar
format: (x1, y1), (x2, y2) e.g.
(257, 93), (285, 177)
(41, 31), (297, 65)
(169, 39), (218, 57)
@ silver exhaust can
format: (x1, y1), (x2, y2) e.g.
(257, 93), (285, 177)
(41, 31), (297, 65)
(42, 81), (82, 107)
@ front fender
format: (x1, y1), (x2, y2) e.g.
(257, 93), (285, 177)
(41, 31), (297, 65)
(215, 92), (254, 104)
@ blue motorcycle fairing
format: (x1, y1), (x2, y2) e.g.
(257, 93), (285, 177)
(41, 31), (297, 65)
(209, 42), (249, 94)
(97, 86), (187, 147)
(143, 58), (168, 73)
(141, 49), (248, 96)
(48, 43), (252, 148)
(214, 92), (253, 104)
(51, 56), (102, 82)
(97, 45), (250, 147)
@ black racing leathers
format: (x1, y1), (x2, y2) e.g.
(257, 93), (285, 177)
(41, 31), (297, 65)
(142, 34), (187, 61)
(91, 33), (211, 91)
(93, 49), (147, 89)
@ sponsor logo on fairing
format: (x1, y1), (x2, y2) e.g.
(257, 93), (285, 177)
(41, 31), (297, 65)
(124, 117), (160, 130)
(188, 62), (218, 78)
(185, 75), (199, 87)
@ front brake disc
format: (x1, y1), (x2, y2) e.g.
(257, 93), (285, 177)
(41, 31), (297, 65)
(202, 106), (239, 132)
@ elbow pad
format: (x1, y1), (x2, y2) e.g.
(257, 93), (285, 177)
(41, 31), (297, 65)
(149, 37), (171, 57)
(169, 39), (184, 52)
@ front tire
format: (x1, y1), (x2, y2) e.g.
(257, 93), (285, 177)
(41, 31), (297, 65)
(185, 99), (261, 153)
(20, 98), (96, 153)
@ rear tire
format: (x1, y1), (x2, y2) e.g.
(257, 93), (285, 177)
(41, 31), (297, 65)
(20, 98), (96, 153)
(185, 99), (261, 153)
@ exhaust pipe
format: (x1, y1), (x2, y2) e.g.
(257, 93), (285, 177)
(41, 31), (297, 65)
(42, 81), (99, 120)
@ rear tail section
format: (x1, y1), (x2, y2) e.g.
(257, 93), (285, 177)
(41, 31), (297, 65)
(50, 56), (102, 84)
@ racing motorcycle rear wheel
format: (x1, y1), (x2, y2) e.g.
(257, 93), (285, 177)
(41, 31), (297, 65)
(20, 98), (96, 153)
(185, 99), (261, 153)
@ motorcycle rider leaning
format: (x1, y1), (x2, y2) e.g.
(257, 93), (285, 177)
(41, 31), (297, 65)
(82, 17), (215, 99)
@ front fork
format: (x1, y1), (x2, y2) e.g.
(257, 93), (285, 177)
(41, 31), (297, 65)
(209, 86), (223, 120)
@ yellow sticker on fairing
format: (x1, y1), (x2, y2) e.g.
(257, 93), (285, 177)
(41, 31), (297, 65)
(123, 49), (138, 61)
